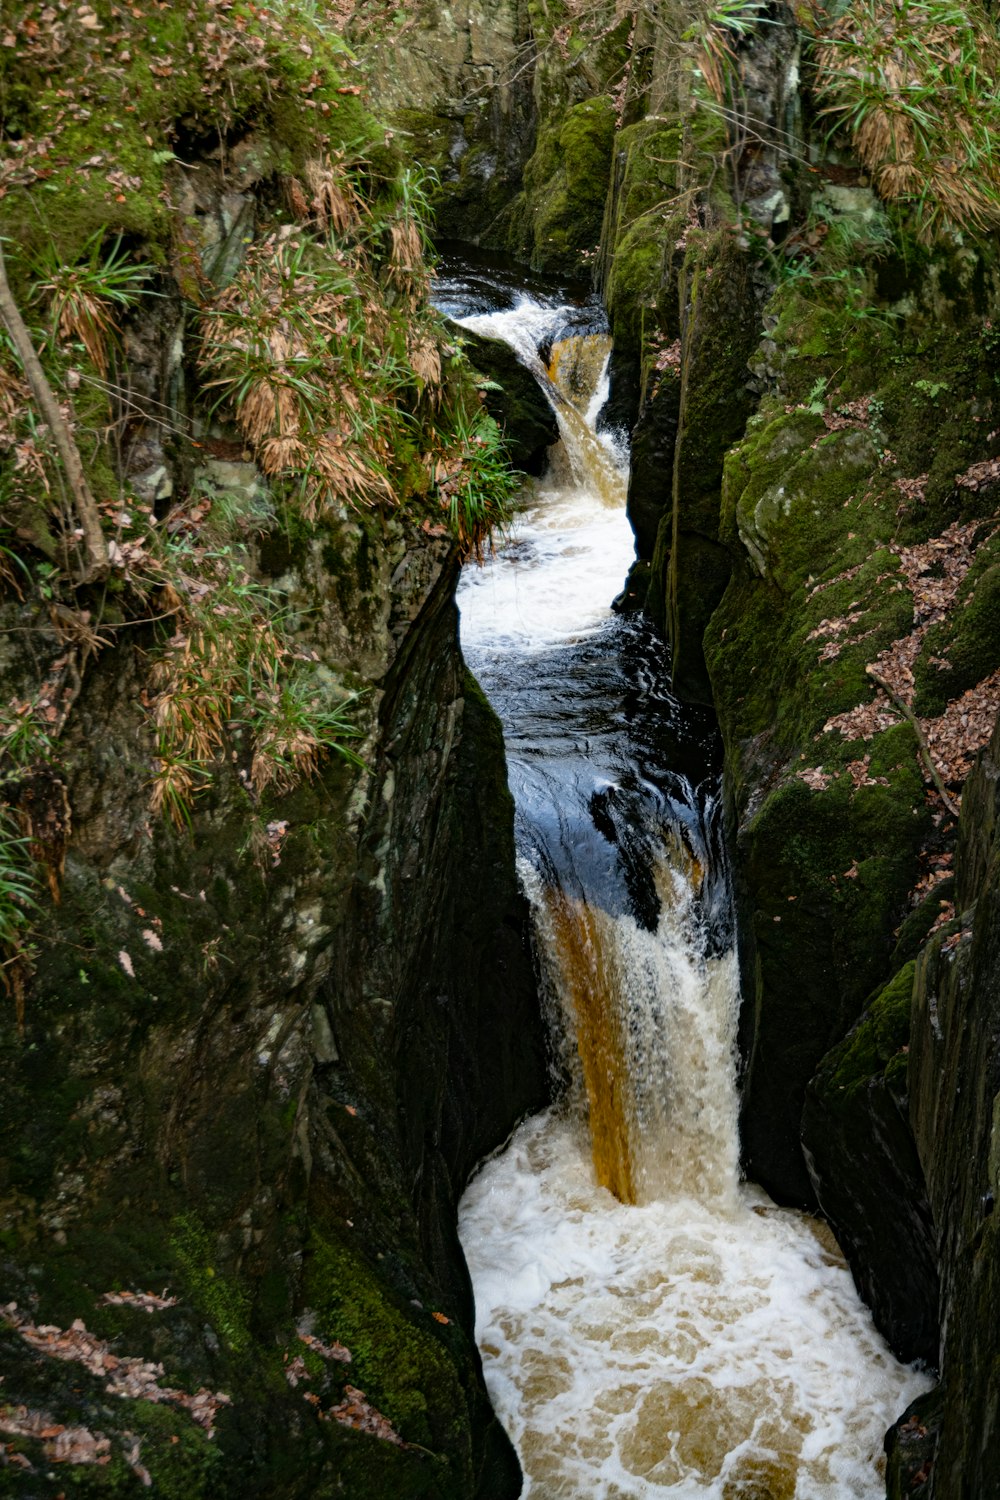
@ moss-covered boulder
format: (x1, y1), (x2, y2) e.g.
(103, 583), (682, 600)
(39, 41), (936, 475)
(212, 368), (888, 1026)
(905, 711), (1000, 1499)
(517, 96), (616, 273)
(449, 325), (559, 473)
(802, 960), (939, 1365)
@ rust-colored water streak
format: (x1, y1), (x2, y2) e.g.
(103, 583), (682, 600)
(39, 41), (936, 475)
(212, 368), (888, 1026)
(542, 890), (637, 1203)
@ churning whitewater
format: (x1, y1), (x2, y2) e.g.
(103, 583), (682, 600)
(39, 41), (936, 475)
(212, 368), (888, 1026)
(444, 270), (932, 1499)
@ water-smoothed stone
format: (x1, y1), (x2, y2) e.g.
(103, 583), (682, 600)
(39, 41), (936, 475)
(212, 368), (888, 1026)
(626, 375), (680, 559)
(450, 323), (559, 473)
(802, 960), (939, 1365)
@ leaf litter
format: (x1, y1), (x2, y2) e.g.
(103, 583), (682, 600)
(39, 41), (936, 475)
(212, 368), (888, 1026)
(802, 515), (1000, 801)
(2, 1302), (230, 1436)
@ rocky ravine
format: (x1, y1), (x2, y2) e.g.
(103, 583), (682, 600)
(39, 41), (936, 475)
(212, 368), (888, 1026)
(362, 1), (1000, 1495)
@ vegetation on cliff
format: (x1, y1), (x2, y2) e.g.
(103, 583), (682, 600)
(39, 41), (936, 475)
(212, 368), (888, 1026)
(5, 0), (1000, 1491)
(0, 4), (544, 1495)
(0, 0), (523, 968)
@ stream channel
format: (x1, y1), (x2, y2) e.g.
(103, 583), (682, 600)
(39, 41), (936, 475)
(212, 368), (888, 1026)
(433, 260), (932, 1499)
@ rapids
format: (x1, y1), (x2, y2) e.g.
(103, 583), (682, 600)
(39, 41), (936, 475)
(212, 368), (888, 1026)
(439, 263), (932, 1499)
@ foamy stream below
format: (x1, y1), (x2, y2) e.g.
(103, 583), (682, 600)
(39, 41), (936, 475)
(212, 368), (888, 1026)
(437, 263), (932, 1499)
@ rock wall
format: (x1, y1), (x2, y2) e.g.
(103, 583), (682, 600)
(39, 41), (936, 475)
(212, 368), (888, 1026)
(0, 475), (547, 1499)
(896, 718), (1000, 1498)
(0, 6), (550, 1489)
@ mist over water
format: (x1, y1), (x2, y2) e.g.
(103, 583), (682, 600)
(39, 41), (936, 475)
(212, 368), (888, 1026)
(445, 270), (931, 1497)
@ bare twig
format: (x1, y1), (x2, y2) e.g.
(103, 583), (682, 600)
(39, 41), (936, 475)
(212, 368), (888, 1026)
(0, 240), (108, 583)
(866, 666), (960, 817)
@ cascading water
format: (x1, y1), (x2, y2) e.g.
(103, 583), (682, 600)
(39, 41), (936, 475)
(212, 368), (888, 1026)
(438, 263), (932, 1498)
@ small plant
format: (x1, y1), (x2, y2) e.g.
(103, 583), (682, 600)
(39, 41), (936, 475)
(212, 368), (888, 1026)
(248, 673), (364, 795)
(0, 807), (39, 1033)
(687, 0), (773, 105)
(0, 812), (38, 951)
(805, 376), (829, 414)
(32, 232), (153, 376)
(914, 378), (950, 400)
(0, 698), (54, 774)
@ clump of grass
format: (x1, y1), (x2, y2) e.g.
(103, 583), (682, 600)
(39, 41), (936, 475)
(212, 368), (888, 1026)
(0, 712), (48, 1033)
(198, 160), (513, 558)
(31, 232), (153, 377)
(198, 233), (401, 520)
(812, 0), (1000, 236)
(426, 404), (518, 563)
(0, 811), (38, 1033)
(147, 540), (364, 826)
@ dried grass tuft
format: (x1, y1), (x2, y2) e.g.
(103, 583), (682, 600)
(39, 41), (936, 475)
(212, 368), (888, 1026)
(813, 0), (1000, 234)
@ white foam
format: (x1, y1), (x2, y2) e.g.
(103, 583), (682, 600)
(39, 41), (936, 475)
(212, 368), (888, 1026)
(456, 299), (635, 655)
(460, 1112), (932, 1499)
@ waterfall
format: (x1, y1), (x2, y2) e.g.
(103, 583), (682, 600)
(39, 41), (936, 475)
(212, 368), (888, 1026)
(443, 272), (932, 1499)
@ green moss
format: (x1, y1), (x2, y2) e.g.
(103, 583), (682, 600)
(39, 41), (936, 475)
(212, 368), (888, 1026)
(602, 117), (686, 364)
(610, 118), (683, 227)
(891, 876), (955, 966)
(605, 215), (676, 363)
(305, 1231), (466, 1455)
(170, 1214), (251, 1355)
(733, 422), (880, 594)
(522, 95), (616, 272)
(0, 0), (379, 261)
(115, 1400), (226, 1499)
(824, 961), (916, 1101)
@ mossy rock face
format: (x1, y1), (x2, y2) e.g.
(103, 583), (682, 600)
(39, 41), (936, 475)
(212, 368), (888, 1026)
(602, 117), (686, 365)
(913, 531), (1000, 716)
(703, 205), (1000, 1209)
(0, 203), (543, 1500)
(626, 374), (680, 559)
(905, 715), (1000, 1500)
(735, 750), (929, 1205)
(802, 960), (939, 1365)
(519, 96), (616, 274)
(884, 1384), (943, 1500)
(662, 230), (765, 702)
(450, 324), (559, 473)
(733, 423), (880, 593)
(0, 0), (375, 263)
(0, 554), (542, 1497)
(359, 0), (537, 246)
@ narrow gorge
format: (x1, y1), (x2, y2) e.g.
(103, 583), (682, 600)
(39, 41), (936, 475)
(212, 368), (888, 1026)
(1, 2), (1000, 1498)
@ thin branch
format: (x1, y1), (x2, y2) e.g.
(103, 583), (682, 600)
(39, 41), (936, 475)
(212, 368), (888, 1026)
(0, 240), (108, 583)
(866, 666), (960, 817)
